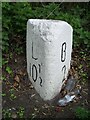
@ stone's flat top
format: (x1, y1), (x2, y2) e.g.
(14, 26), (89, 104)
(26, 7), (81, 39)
(28, 19), (73, 31)
(29, 19), (63, 22)
(28, 19), (70, 26)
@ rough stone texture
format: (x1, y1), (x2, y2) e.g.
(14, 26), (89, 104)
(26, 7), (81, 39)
(27, 19), (73, 101)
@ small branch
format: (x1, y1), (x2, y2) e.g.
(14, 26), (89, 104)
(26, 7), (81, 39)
(7, 80), (19, 91)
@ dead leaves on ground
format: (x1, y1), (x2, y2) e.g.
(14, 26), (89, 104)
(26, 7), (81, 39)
(13, 70), (27, 88)
(13, 75), (20, 88)
(14, 75), (20, 83)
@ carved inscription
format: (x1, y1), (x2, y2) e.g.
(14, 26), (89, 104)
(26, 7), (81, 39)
(29, 42), (42, 87)
(61, 42), (66, 62)
(61, 42), (67, 82)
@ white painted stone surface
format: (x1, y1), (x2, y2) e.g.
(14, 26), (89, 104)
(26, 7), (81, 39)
(27, 19), (73, 101)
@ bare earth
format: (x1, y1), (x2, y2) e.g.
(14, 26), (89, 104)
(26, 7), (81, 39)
(2, 48), (89, 119)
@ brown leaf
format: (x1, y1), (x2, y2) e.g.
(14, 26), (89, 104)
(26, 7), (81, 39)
(14, 75), (20, 83)
(13, 82), (19, 88)
(18, 70), (26, 76)
(18, 70), (23, 75)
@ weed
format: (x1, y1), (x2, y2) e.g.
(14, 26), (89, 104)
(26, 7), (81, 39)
(2, 109), (11, 118)
(9, 52), (13, 59)
(9, 88), (17, 100)
(79, 64), (83, 69)
(17, 107), (25, 118)
(0, 56), (2, 68)
(15, 46), (23, 55)
(10, 93), (17, 100)
(2, 58), (8, 66)
(1, 75), (6, 81)
(80, 51), (84, 55)
(6, 66), (12, 75)
(82, 73), (87, 78)
(75, 107), (90, 119)
(2, 93), (6, 97)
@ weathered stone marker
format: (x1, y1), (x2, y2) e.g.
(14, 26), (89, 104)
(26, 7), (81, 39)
(27, 19), (73, 101)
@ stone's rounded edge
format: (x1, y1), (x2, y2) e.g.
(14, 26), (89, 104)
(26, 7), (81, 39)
(61, 21), (73, 32)
(27, 19), (31, 25)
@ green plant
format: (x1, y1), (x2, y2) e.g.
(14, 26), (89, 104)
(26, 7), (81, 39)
(6, 66), (12, 74)
(9, 88), (16, 100)
(75, 107), (90, 119)
(15, 46), (23, 55)
(2, 58), (8, 65)
(2, 93), (6, 97)
(1, 75), (6, 81)
(79, 64), (83, 69)
(9, 52), (13, 59)
(2, 31), (9, 52)
(17, 107), (25, 118)
(2, 2), (90, 52)
(2, 109), (11, 118)
(2, 3), (12, 53)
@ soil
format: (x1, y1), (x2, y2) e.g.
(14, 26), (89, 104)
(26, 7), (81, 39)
(2, 48), (89, 119)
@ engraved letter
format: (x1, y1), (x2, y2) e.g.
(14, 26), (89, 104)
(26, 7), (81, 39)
(32, 42), (38, 60)
(32, 64), (38, 82)
(61, 42), (66, 62)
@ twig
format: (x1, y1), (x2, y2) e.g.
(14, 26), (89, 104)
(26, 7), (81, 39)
(7, 80), (19, 91)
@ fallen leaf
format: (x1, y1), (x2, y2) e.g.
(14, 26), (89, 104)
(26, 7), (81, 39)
(30, 85), (34, 89)
(14, 75), (20, 83)
(18, 70), (23, 75)
(31, 94), (35, 98)
(34, 108), (37, 111)
(15, 59), (17, 63)
(42, 112), (46, 115)
(44, 104), (49, 108)
(18, 70), (26, 76)
(13, 82), (19, 88)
